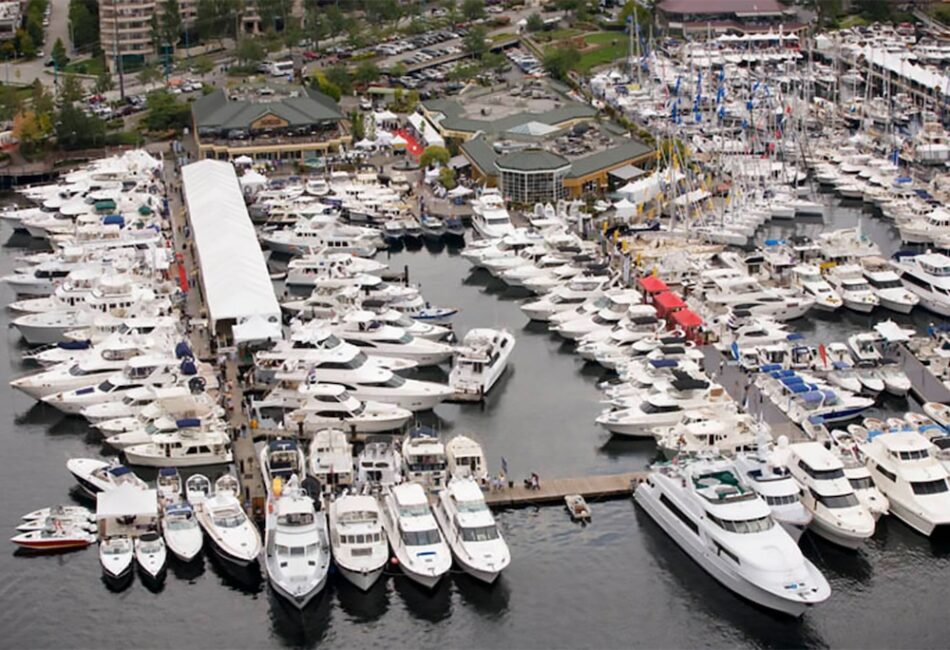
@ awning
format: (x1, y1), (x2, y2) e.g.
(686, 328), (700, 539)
(449, 154), (470, 170)
(96, 484), (158, 519)
(638, 276), (669, 294)
(874, 320), (914, 343)
(654, 291), (685, 312)
(233, 314), (283, 344)
(608, 164), (645, 182)
(672, 308), (702, 328)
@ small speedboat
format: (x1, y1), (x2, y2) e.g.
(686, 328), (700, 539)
(156, 467), (182, 502)
(22, 505), (93, 521)
(161, 502), (204, 562)
(66, 458), (147, 496)
(185, 474), (212, 506)
(924, 402), (950, 428)
(11, 525), (96, 551)
(135, 531), (168, 582)
(565, 494), (591, 522)
(99, 536), (134, 580)
(17, 516), (96, 533)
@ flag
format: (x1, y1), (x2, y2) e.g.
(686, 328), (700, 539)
(818, 344), (827, 368)
(501, 457), (508, 475)
(731, 341), (740, 360)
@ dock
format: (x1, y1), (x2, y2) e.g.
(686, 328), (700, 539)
(896, 344), (950, 404)
(483, 472), (648, 509)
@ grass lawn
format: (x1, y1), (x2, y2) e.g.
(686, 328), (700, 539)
(0, 84), (34, 101)
(533, 27), (583, 43)
(543, 31), (628, 73)
(63, 57), (106, 76)
(838, 15), (869, 29)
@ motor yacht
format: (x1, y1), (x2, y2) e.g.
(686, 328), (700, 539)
(85, 384), (211, 426)
(520, 277), (608, 321)
(449, 328), (515, 401)
(260, 439), (307, 492)
(267, 382), (413, 434)
(893, 252), (950, 317)
(597, 378), (733, 438)
(434, 477), (510, 583)
(734, 444), (812, 542)
(551, 290), (642, 340)
(185, 474), (212, 507)
(634, 456), (830, 616)
(786, 442), (876, 549)
(470, 188), (514, 239)
(445, 435), (488, 481)
(284, 252), (387, 287)
(356, 440), (402, 487)
(790, 265), (843, 312)
(161, 502), (204, 562)
(66, 458), (146, 496)
(861, 431), (950, 536)
(99, 536), (135, 582)
(827, 432), (889, 521)
(328, 494), (389, 591)
(156, 467), (182, 503)
(195, 475), (263, 566)
(402, 427), (448, 489)
(123, 429), (232, 468)
(577, 310), (662, 365)
(329, 310), (454, 366)
(823, 264), (878, 313)
(263, 475), (330, 608)
(379, 482), (452, 589)
(259, 217), (379, 257)
(11, 525), (97, 552)
(860, 257), (919, 314)
(654, 408), (759, 459)
(308, 428), (355, 491)
(698, 268), (815, 322)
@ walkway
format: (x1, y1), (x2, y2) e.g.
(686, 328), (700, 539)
(484, 472), (648, 509)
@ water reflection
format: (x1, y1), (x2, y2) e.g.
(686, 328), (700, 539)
(452, 573), (510, 621)
(205, 549), (264, 595)
(801, 533), (873, 584)
(392, 573), (452, 623)
(334, 572), (391, 623)
(168, 554), (206, 583)
(267, 583), (333, 649)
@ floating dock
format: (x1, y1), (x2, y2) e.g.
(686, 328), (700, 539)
(483, 472), (648, 509)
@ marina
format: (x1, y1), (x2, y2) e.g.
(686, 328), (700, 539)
(3, 6), (950, 649)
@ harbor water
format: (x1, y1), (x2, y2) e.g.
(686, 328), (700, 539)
(1, 197), (950, 649)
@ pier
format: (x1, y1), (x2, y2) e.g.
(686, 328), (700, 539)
(896, 344), (950, 405)
(483, 471), (648, 509)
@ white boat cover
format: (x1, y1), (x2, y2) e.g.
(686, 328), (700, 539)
(181, 160), (281, 332)
(96, 484), (158, 519)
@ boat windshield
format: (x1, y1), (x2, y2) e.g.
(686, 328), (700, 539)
(456, 499), (489, 513)
(101, 542), (128, 555)
(98, 380), (115, 392)
(278, 511), (314, 526)
(813, 491), (859, 509)
(69, 365), (89, 376)
(848, 476), (872, 491)
(213, 509), (246, 528)
(397, 503), (429, 517)
(165, 516), (195, 531)
(707, 512), (774, 533)
(400, 528), (441, 546)
(460, 524), (499, 542)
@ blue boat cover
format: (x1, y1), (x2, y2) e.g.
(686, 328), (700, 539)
(57, 340), (90, 350)
(649, 359), (678, 368)
(175, 341), (193, 359)
(781, 376), (805, 385)
(761, 364), (783, 374)
(108, 465), (132, 477)
(807, 414), (825, 425)
(176, 418), (201, 428)
(159, 467), (179, 476)
(821, 389), (838, 402)
(788, 383), (811, 394)
(102, 215), (125, 226)
(801, 390), (824, 403)
(832, 360), (850, 370)
(179, 359), (197, 375)
(787, 333), (805, 341)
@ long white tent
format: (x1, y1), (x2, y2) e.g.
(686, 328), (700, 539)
(181, 160), (281, 340)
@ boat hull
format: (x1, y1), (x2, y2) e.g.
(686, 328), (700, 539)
(337, 563), (385, 591)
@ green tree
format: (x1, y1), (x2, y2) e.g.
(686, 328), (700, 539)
(463, 24), (488, 58)
(137, 64), (163, 88)
(69, 0), (100, 54)
(31, 79), (53, 116)
(420, 144), (450, 168)
(619, 1), (652, 28)
(311, 70), (341, 101)
(56, 104), (106, 149)
(143, 89), (191, 131)
(159, 0), (183, 48)
(0, 85), (22, 121)
(325, 65), (352, 95)
(350, 110), (364, 140)
(438, 166), (456, 189)
(526, 12), (544, 32)
(388, 62), (407, 78)
(16, 29), (36, 58)
(354, 61), (380, 85)
(51, 38), (68, 69)
(192, 55), (214, 76)
(461, 0), (485, 21)
(854, 0), (890, 21)
(365, 0), (401, 27)
(95, 69), (114, 94)
(543, 46), (580, 81)
(235, 38), (265, 66)
(59, 74), (84, 105)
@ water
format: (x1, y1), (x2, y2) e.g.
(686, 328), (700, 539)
(2, 201), (950, 649)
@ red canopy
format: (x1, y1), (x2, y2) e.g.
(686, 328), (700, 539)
(672, 308), (703, 328)
(638, 276), (669, 294)
(654, 291), (686, 313)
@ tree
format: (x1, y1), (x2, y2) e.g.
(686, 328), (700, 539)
(95, 69), (114, 94)
(388, 62), (407, 78)
(59, 74), (84, 105)
(854, 0), (891, 22)
(193, 55), (214, 76)
(69, 0), (100, 54)
(325, 65), (352, 95)
(439, 166), (456, 190)
(619, 1), (652, 28)
(350, 110), (364, 141)
(159, 0), (183, 49)
(13, 110), (48, 154)
(420, 145), (450, 168)
(354, 61), (380, 85)
(463, 25), (488, 59)
(543, 46), (579, 81)
(526, 12), (544, 32)
(461, 0), (485, 22)
(31, 79), (53, 116)
(143, 89), (191, 131)
(235, 38), (265, 66)
(51, 38), (68, 69)
(0, 85), (22, 121)
(55, 104), (106, 149)
(137, 64), (163, 89)
(311, 70), (341, 101)
(16, 29), (36, 59)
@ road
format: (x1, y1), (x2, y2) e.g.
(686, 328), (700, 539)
(6, 0), (73, 88)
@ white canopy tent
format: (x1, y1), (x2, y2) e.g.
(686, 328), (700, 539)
(182, 160), (282, 339)
(407, 112), (445, 147)
(233, 314), (283, 345)
(391, 134), (408, 147)
(355, 138), (376, 149)
(448, 185), (473, 197)
(96, 484), (159, 538)
(233, 155), (253, 165)
(613, 198), (638, 219)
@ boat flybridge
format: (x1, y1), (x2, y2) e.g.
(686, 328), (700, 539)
(634, 455), (831, 617)
(379, 482), (452, 589)
(470, 188), (514, 239)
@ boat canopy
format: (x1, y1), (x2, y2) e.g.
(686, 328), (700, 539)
(648, 359), (678, 368)
(638, 276), (669, 294)
(654, 291), (686, 314)
(176, 418), (201, 428)
(671, 308), (702, 328)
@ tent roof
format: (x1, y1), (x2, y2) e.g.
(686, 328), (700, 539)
(233, 314), (283, 344)
(672, 308), (703, 328)
(182, 160), (281, 329)
(96, 484), (158, 519)
(654, 291), (686, 310)
(638, 276), (669, 293)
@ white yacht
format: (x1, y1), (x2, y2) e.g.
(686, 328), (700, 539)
(828, 433), (890, 520)
(328, 494), (389, 591)
(790, 265), (843, 312)
(259, 217), (379, 257)
(893, 252), (950, 317)
(134, 532), (167, 583)
(99, 536), (134, 581)
(860, 257), (919, 314)
(862, 431), (950, 536)
(446, 435), (488, 481)
(330, 310), (455, 366)
(823, 264), (878, 313)
(263, 476), (330, 608)
(551, 290), (641, 340)
(356, 440), (402, 487)
(402, 428), (448, 489)
(161, 502), (204, 562)
(123, 429), (232, 468)
(66, 458), (146, 496)
(470, 189), (514, 239)
(195, 475), (263, 566)
(259, 439), (307, 491)
(654, 408), (759, 459)
(597, 379), (733, 438)
(786, 442), (875, 549)
(284, 383), (413, 434)
(698, 268), (815, 321)
(449, 328), (515, 401)
(433, 477), (510, 583)
(284, 253), (387, 287)
(634, 456), (830, 616)
(84, 384), (209, 425)
(308, 428), (355, 491)
(379, 482), (452, 589)
(520, 277), (607, 321)
(734, 449), (812, 542)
